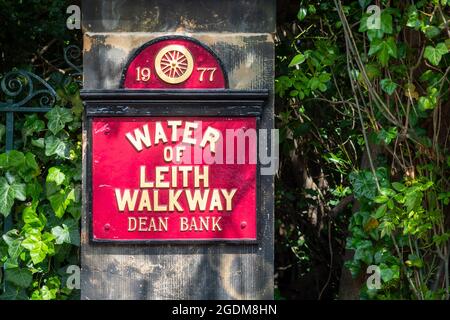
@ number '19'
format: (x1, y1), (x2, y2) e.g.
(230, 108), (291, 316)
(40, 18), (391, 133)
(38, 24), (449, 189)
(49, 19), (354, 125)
(136, 67), (151, 82)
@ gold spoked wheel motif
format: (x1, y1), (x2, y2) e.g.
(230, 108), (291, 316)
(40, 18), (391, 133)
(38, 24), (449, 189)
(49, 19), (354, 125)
(155, 45), (194, 84)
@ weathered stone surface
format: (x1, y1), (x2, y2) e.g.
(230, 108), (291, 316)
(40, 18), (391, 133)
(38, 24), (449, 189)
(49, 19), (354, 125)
(82, 0), (275, 33)
(81, 0), (275, 300)
(83, 33), (273, 90)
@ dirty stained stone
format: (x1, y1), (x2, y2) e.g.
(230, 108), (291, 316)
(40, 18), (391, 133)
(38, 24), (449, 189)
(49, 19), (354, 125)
(82, 0), (275, 33)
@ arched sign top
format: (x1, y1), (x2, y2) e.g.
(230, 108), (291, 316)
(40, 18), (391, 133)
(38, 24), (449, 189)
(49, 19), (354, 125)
(121, 36), (228, 89)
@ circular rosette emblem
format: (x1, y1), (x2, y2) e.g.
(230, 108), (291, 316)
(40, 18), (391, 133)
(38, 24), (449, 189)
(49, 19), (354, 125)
(154, 45), (194, 84)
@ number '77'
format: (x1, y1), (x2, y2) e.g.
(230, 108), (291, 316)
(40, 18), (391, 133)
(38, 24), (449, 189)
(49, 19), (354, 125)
(197, 67), (217, 82)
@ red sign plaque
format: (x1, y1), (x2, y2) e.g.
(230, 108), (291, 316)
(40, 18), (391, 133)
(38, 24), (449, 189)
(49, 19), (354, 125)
(121, 37), (227, 89)
(91, 117), (257, 241)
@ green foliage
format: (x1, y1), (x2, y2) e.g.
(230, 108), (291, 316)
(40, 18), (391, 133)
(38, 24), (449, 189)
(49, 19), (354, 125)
(276, 0), (450, 300)
(0, 0), (79, 74)
(424, 43), (449, 66)
(368, 37), (398, 67)
(0, 76), (82, 300)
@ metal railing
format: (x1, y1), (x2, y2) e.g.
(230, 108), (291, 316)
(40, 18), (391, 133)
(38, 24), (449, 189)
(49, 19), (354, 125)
(0, 45), (82, 293)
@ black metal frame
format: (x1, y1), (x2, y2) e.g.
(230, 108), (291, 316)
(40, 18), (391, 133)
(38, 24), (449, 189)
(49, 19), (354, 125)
(119, 35), (230, 89)
(81, 89), (268, 244)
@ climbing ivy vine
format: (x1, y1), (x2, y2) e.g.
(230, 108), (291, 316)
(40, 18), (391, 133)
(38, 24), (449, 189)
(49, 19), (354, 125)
(0, 74), (82, 300)
(276, 0), (449, 299)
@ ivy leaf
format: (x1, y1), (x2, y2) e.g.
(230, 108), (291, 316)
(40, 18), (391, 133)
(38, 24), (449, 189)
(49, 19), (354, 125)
(40, 285), (57, 300)
(392, 182), (406, 192)
(374, 204), (387, 219)
(406, 254), (424, 268)
(406, 6), (421, 30)
(422, 26), (441, 39)
(23, 203), (46, 231)
(5, 151), (25, 168)
(380, 78), (398, 95)
(26, 181), (43, 202)
(32, 138), (45, 149)
(5, 268), (33, 288)
(21, 234), (49, 265)
(52, 225), (70, 245)
(24, 152), (39, 171)
(380, 11), (393, 35)
(0, 177), (26, 217)
(350, 171), (379, 200)
(354, 245), (373, 265)
(405, 191), (423, 213)
(12, 181), (26, 201)
(374, 194), (389, 204)
(45, 106), (73, 135)
(377, 127), (398, 145)
(23, 114), (45, 138)
(0, 286), (28, 300)
(380, 263), (399, 282)
(2, 229), (24, 261)
(48, 188), (76, 218)
(0, 152), (26, 170)
(368, 37), (397, 66)
(52, 219), (79, 246)
(18, 152), (40, 182)
(424, 43), (449, 66)
(65, 219), (80, 246)
(45, 135), (70, 159)
(418, 93), (438, 111)
(297, 7), (307, 21)
(309, 77), (321, 90)
(288, 53), (306, 67)
(365, 64), (381, 79)
(46, 167), (66, 186)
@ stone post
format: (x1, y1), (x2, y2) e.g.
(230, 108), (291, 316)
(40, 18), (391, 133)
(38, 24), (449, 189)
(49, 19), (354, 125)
(81, 0), (275, 300)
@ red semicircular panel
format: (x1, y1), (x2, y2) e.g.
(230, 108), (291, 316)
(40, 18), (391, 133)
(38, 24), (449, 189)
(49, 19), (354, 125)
(122, 37), (227, 89)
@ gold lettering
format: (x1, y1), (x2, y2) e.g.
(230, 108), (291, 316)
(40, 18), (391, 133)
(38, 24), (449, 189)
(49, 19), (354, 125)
(185, 189), (209, 211)
(183, 121), (198, 145)
(138, 217), (147, 231)
(221, 189), (237, 211)
(169, 189), (183, 211)
(189, 217), (198, 231)
(115, 189), (139, 211)
(155, 166), (170, 188)
(128, 217), (137, 231)
(139, 166), (153, 188)
(138, 190), (152, 211)
(212, 216), (222, 231)
(148, 217), (157, 231)
(167, 120), (182, 142)
(178, 166), (192, 187)
(209, 189), (223, 211)
(171, 165), (178, 187)
(180, 217), (188, 231)
(159, 217), (168, 232)
(154, 122), (168, 145)
(194, 166), (209, 188)
(153, 190), (167, 212)
(200, 127), (220, 154)
(125, 124), (151, 152)
(199, 216), (209, 231)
